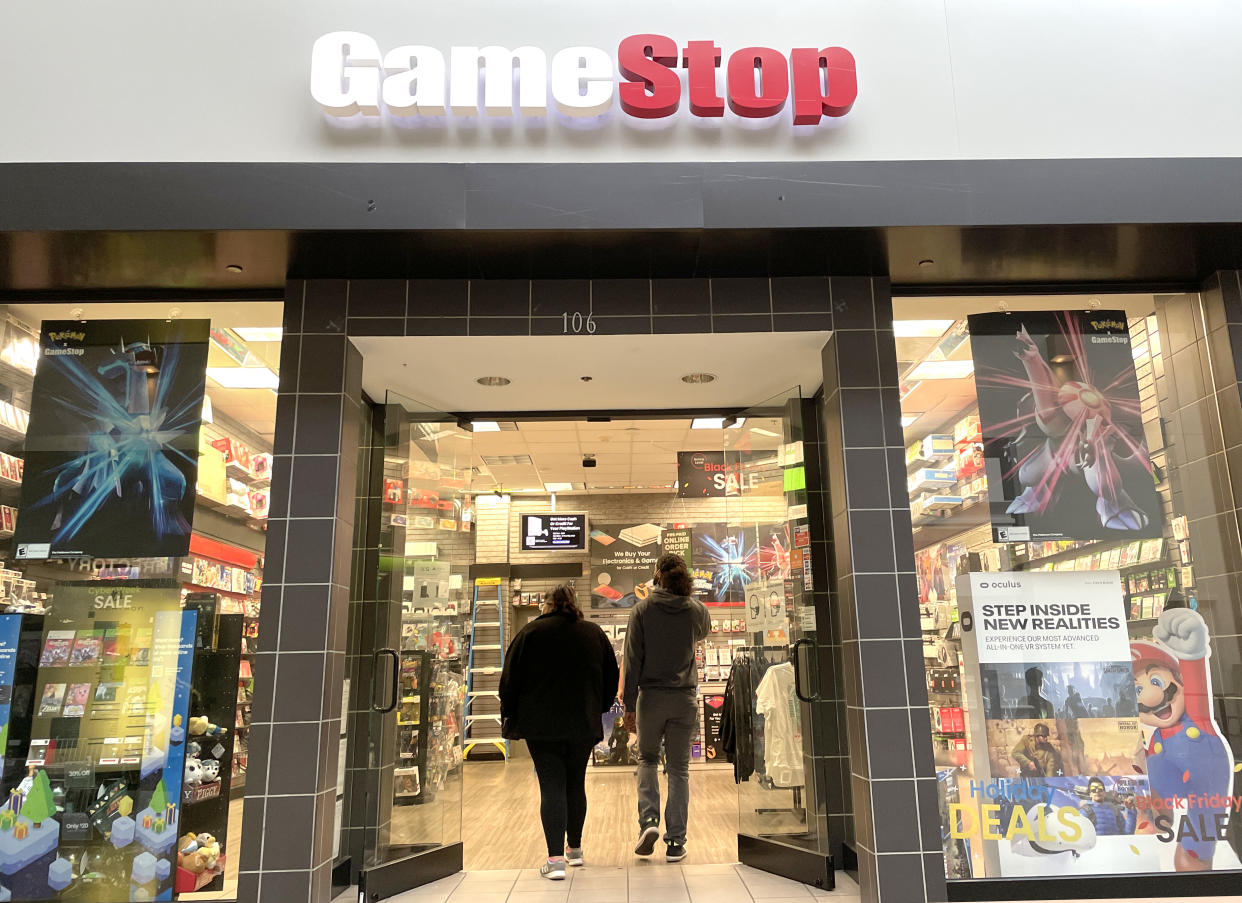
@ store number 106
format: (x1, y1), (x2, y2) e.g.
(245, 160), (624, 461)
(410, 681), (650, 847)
(562, 312), (597, 334)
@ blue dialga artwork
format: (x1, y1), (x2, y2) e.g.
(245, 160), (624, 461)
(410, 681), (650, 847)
(14, 320), (210, 561)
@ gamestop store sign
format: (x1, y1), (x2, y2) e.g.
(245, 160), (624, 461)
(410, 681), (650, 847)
(311, 32), (857, 126)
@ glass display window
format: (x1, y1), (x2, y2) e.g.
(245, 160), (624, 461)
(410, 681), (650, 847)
(897, 296), (1242, 882)
(0, 303), (280, 901)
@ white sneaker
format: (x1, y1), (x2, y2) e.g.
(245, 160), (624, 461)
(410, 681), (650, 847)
(566, 847), (584, 867)
(541, 857), (567, 880)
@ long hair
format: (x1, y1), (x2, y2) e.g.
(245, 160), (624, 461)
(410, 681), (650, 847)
(546, 583), (583, 620)
(654, 553), (693, 597)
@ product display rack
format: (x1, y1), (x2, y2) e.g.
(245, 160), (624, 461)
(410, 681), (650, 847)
(394, 643), (466, 806)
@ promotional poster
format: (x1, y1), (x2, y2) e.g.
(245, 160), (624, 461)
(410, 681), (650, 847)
(0, 581), (196, 899)
(955, 572), (1240, 876)
(967, 311), (1161, 543)
(676, 451), (760, 498)
(14, 320), (210, 560)
(589, 523), (663, 609)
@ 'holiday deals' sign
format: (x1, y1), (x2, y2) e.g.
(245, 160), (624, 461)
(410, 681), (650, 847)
(311, 32), (857, 127)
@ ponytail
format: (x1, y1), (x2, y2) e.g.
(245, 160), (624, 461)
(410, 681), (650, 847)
(654, 553), (693, 597)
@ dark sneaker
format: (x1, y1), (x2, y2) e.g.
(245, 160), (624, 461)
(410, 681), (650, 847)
(634, 821), (660, 857)
(665, 842), (687, 862)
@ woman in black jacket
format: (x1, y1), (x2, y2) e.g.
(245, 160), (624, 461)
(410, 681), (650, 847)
(499, 584), (619, 880)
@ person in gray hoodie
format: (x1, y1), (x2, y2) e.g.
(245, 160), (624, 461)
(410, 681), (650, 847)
(623, 552), (711, 862)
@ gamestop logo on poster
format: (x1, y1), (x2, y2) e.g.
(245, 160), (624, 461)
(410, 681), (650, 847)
(311, 32), (857, 127)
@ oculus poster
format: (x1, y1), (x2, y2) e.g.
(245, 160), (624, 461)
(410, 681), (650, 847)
(955, 571), (1239, 877)
(14, 320), (209, 560)
(968, 311), (1161, 543)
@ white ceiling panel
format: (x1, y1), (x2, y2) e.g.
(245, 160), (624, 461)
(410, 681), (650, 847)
(355, 332), (828, 412)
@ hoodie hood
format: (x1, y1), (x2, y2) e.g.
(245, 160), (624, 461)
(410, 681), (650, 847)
(649, 587), (694, 613)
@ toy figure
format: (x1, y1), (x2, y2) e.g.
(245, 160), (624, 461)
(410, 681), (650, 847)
(1001, 325), (1153, 531)
(1132, 607), (1234, 871)
(188, 716), (227, 738)
(183, 757), (203, 788)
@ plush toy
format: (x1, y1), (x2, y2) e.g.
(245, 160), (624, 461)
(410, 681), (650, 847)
(200, 759), (220, 782)
(187, 716), (227, 738)
(178, 833), (209, 875)
(194, 833), (221, 870)
(184, 757), (203, 788)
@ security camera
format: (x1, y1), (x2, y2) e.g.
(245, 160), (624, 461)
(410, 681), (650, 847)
(582, 454), (597, 468)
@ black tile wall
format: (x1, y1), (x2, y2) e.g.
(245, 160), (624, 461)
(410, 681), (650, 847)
(818, 282), (946, 903)
(274, 278), (864, 338)
(240, 280), (365, 903)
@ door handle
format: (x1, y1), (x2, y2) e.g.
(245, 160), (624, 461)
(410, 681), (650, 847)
(371, 648), (400, 713)
(790, 638), (816, 702)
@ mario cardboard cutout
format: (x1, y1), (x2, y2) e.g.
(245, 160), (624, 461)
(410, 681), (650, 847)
(1131, 607), (1235, 870)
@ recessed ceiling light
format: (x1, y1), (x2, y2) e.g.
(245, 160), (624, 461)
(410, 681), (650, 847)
(917, 258), (935, 268)
(691, 417), (743, 429)
(681, 373), (716, 384)
(749, 427), (780, 438)
(900, 414), (922, 428)
(472, 421), (501, 432)
(225, 264), (244, 274)
(206, 366), (280, 389)
(476, 376), (511, 387)
(907, 360), (974, 380)
(234, 326), (284, 342)
(893, 320), (955, 338)
(544, 482), (575, 492)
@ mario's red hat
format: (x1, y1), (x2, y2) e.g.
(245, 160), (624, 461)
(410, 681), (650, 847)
(1131, 640), (1179, 675)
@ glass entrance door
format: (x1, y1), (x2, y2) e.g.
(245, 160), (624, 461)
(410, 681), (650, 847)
(721, 388), (835, 889)
(349, 392), (473, 902)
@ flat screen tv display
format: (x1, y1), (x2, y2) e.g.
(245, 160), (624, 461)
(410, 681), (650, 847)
(521, 513), (587, 551)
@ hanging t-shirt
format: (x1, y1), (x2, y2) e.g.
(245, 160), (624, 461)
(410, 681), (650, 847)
(754, 661), (804, 788)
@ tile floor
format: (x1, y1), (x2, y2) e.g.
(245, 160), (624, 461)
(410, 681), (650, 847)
(380, 866), (1242, 903)
(387, 863), (855, 903)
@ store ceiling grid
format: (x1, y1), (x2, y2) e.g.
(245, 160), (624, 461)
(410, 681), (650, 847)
(461, 417), (784, 495)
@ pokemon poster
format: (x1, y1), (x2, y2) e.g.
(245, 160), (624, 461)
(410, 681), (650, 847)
(955, 571), (1240, 877)
(14, 320), (209, 560)
(968, 311), (1162, 544)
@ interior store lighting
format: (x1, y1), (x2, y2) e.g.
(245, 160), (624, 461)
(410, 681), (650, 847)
(900, 414), (921, 427)
(205, 366), (280, 389)
(472, 421), (501, 432)
(544, 482), (575, 492)
(233, 327), (284, 342)
(691, 417), (745, 429)
(893, 319), (955, 338)
(749, 427), (780, 438)
(906, 360), (974, 380)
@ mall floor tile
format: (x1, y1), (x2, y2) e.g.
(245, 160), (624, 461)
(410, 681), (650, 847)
(383, 867), (857, 903)
(375, 870), (1242, 903)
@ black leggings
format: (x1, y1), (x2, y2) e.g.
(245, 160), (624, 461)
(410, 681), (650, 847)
(527, 739), (593, 857)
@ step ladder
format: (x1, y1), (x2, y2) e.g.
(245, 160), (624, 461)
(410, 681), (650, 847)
(463, 579), (508, 760)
